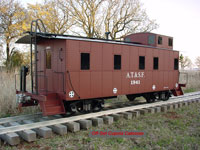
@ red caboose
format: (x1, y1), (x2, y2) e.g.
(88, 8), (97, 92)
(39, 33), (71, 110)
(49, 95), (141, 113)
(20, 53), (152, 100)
(16, 20), (185, 116)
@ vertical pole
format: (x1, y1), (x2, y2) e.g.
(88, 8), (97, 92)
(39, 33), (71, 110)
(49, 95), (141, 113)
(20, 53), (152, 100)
(30, 37), (33, 93)
(34, 25), (38, 95)
(22, 66), (27, 92)
(20, 67), (22, 91)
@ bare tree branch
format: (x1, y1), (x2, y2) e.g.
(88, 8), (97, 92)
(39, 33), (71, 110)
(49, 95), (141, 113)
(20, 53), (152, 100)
(195, 56), (200, 69)
(0, 0), (28, 68)
(27, 0), (74, 34)
(58, 0), (158, 39)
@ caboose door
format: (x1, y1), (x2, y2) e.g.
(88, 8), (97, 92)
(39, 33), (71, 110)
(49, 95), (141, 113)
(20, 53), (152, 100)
(37, 39), (65, 94)
(37, 40), (54, 94)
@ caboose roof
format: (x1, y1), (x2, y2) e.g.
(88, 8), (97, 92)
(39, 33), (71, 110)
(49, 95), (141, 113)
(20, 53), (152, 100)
(16, 32), (176, 51)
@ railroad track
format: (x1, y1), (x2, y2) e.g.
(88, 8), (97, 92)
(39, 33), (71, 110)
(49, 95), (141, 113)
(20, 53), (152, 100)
(0, 91), (200, 146)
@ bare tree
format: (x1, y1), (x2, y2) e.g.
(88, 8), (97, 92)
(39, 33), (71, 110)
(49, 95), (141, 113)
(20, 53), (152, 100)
(195, 56), (200, 69)
(0, 0), (28, 67)
(179, 54), (193, 70)
(103, 0), (158, 40)
(59, 0), (158, 39)
(0, 43), (3, 65)
(58, 0), (105, 37)
(27, 0), (75, 34)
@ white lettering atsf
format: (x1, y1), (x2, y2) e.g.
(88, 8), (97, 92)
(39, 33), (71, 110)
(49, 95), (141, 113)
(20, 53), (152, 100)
(126, 72), (145, 78)
(126, 72), (144, 86)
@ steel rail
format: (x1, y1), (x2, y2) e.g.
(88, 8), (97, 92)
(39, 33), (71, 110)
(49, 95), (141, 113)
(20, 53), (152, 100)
(0, 91), (200, 125)
(0, 94), (199, 135)
(1, 91), (200, 125)
(0, 113), (42, 125)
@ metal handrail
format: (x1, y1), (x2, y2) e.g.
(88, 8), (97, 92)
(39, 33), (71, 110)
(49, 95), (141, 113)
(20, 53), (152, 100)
(30, 19), (47, 95)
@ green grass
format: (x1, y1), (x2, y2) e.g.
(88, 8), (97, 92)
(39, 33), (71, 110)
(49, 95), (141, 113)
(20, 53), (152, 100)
(183, 88), (197, 93)
(1, 103), (200, 150)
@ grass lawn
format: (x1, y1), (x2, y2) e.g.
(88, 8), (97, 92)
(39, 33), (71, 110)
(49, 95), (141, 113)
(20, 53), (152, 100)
(1, 102), (200, 150)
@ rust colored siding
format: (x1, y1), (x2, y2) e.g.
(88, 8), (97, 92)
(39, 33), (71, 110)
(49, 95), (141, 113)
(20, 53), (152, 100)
(65, 39), (179, 101)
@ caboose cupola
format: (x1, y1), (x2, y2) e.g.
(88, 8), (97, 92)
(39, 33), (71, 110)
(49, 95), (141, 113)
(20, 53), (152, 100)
(124, 32), (173, 50)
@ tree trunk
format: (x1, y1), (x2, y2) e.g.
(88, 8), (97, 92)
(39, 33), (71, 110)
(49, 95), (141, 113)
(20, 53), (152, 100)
(6, 42), (10, 67)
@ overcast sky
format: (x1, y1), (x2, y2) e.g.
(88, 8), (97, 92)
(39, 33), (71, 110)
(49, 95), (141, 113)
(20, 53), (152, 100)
(21, 0), (200, 66)
(141, 0), (200, 65)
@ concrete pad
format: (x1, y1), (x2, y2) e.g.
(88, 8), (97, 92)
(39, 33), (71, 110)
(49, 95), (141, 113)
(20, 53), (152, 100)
(183, 101), (188, 106)
(161, 106), (167, 112)
(196, 99), (200, 103)
(77, 120), (92, 130)
(145, 108), (155, 114)
(64, 122), (80, 132)
(191, 100), (195, 103)
(178, 103), (183, 108)
(167, 105), (173, 111)
(23, 120), (52, 138)
(132, 111), (140, 118)
(192, 99), (198, 103)
(90, 118), (103, 127)
(139, 109), (148, 115)
(7, 122), (36, 142)
(154, 107), (161, 113)
(38, 118), (67, 135)
(187, 101), (192, 105)
(102, 116), (113, 125)
(35, 127), (52, 138)
(121, 112), (132, 120)
(49, 124), (67, 135)
(110, 114), (121, 121)
(0, 125), (20, 146)
(173, 103), (178, 109)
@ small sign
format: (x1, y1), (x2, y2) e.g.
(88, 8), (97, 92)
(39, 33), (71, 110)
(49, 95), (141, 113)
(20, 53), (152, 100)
(69, 91), (75, 98)
(175, 83), (178, 88)
(113, 88), (117, 94)
(152, 85), (156, 90)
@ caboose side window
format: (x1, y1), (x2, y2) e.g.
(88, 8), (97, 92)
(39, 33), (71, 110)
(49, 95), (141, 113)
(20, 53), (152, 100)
(46, 50), (51, 69)
(168, 38), (173, 46)
(148, 35), (155, 45)
(153, 57), (159, 70)
(158, 36), (162, 45)
(174, 58), (178, 70)
(139, 56), (145, 70)
(114, 55), (121, 70)
(81, 53), (90, 70)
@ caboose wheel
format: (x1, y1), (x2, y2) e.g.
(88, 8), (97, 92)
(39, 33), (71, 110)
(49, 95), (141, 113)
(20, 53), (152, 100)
(162, 91), (170, 101)
(76, 102), (84, 113)
(159, 91), (171, 101)
(144, 93), (155, 103)
(146, 98), (155, 103)
(62, 101), (79, 116)
(92, 99), (104, 112)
